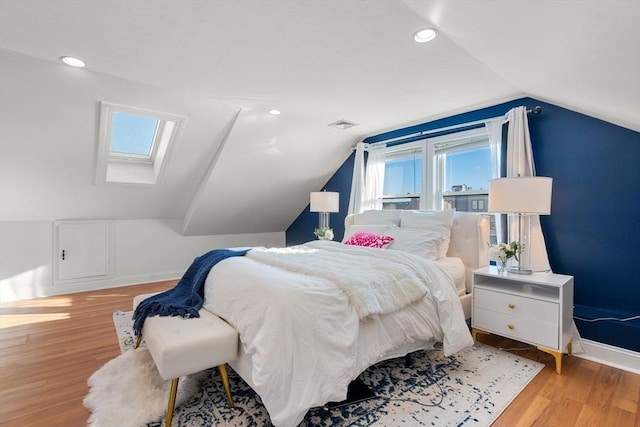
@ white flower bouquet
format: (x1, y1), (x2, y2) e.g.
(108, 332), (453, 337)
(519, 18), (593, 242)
(314, 227), (334, 240)
(488, 241), (523, 263)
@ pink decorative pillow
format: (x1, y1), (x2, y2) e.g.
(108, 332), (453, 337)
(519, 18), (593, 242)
(344, 231), (394, 248)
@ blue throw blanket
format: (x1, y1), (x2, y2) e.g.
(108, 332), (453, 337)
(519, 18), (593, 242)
(133, 248), (249, 338)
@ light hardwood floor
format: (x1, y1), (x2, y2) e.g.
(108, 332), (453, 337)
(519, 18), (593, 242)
(1, 281), (638, 427)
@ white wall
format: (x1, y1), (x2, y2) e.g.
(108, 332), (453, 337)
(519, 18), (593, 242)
(0, 50), (240, 222)
(0, 221), (54, 301)
(0, 219), (284, 302)
(0, 50), (354, 236)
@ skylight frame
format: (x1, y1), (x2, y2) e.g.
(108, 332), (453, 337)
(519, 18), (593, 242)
(96, 102), (185, 185)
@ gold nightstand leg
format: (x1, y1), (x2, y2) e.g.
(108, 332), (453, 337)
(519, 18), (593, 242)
(471, 328), (489, 343)
(537, 346), (563, 374)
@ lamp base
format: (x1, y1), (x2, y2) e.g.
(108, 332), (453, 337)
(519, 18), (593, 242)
(318, 212), (330, 229)
(508, 214), (532, 275)
(509, 266), (533, 275)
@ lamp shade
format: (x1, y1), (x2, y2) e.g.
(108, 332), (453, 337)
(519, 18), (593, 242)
(488, 177), (552, 214)
(310, 191), (339, 212)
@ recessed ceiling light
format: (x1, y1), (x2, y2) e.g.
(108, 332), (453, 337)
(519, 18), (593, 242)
(268, 109), (281, 116)
(413, 28), (438, 43)
(59, 56), (86, 68)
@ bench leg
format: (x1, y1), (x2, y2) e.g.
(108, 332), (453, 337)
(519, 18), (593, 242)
(165, 377), (179, 427)
(218, 364), (234, 408)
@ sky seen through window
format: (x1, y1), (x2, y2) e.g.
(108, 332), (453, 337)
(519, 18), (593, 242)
(110, 112), (159, 156)
(384, 145), (491, 195)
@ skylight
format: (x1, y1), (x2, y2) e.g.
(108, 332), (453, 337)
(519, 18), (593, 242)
(96, 102), (185, 185)
(109, 112), (159, 160)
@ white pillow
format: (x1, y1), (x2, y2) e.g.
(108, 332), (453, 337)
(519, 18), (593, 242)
(400, 210), (455, 259)
(342, 224), (391, 242)
(385, 226), (441, 260)
(353, 210), (402, 226)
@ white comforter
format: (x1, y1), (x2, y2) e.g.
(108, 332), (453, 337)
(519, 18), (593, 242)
(203, 241), (472, 427)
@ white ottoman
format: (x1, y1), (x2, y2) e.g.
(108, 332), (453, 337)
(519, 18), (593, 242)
(133, 292), (238, 427)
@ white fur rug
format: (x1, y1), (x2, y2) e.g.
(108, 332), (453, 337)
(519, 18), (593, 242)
(83, 346), (205, 427)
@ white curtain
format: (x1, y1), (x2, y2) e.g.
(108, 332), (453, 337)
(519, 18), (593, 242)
(485, 118), (503, 179)
(347, 142), (366, 215)
(362, 143), (386, 211)
(505, 106), (551, 272)
(485, 118), (505, 243)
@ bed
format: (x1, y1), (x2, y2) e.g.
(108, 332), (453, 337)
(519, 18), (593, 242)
(202, 209), (490, 426)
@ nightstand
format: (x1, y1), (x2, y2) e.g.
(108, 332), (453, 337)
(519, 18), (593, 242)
(471, 266), (574, 374)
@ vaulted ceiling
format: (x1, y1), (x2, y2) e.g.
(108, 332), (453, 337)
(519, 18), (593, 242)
(1, 1), (638, 235)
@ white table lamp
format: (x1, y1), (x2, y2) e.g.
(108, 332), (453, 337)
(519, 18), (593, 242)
(310, 191), (339, 229)
(488, 177), (552, 274)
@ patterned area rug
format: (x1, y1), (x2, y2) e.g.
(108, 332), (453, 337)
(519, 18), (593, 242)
(107, 310), (543, 426)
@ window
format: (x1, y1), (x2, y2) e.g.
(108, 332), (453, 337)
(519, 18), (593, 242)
(432, 128), (492, 211)
(382, 143), (423, 210)
(381, 126), (497, 242)
(95, 102), (184, 185)
(440, 144), (491, 213)
(382, 127), (491, 210)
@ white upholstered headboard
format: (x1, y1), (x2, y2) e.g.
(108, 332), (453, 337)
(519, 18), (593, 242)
(446, 211), (491, 292)
(344, 210), (490, 293)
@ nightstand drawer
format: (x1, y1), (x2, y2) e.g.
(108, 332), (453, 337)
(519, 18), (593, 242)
(473, 307), (559, 348)
(474, 288), (558, 322)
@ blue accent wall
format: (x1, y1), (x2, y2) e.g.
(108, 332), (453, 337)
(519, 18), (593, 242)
(286, 153), (355, 246)
(287, 97), (640, 352)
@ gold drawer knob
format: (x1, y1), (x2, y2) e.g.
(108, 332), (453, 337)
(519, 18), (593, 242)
(508, 303), (515, 309)
(507, 323), (515, 330)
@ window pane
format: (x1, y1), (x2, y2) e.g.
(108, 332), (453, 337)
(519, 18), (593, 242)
(382, 197), (420, 210)
(440, 143), (496, 244)
(110, 112), (159, 156)
(383, 155), (422, 196)
(444, 146), (491, 192)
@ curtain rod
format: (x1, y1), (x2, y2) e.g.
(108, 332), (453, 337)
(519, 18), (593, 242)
(529, 106), (542, 115)
(354, 105), (543, 150)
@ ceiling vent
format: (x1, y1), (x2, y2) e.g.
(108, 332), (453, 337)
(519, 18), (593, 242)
(328, 119), (358, 130)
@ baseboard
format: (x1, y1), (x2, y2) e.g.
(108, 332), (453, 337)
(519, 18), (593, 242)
(575, 338), (640, 374)
(53, 271), (183, 297)
(0, 271), (182, 302)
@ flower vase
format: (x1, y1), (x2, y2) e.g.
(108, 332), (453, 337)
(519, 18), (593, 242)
(496, 258), (511, 275)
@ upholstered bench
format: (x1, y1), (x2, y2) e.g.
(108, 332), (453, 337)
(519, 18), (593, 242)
(133, 292), (238, 427)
